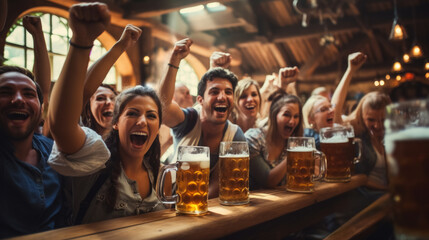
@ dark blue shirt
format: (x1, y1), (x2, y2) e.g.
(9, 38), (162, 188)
(0, 133), (62, 238)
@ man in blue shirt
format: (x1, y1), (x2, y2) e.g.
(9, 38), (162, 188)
(158, 39), (246, 198)
(0, 66), (62, 238)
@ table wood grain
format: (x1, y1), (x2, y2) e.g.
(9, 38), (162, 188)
(12, 175), (367, 240)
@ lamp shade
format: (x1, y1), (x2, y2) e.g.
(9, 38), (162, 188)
(389, 18), (407, 40)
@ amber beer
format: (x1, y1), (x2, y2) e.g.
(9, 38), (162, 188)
(286, 137), (324, 193)
(219, 155), (249, 204)
(286, 147), (315, 192)
(156, 146), (210, 215)
(386, 128), (429, 239)
(320, 139), (351, 182)
(176, 159), (210, 214)
(219, 142), (250, 205)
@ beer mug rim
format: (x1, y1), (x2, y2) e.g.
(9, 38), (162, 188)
(320, 126), (346, 133)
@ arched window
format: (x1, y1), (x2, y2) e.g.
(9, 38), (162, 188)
(176, 59), (199, 96)
(4, 13), (118, 85)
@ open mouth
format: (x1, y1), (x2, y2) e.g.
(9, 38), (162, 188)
(130, 132), (148, 146)
(7, 111), (29, 121)
(284, 126), (293, 132)
(245, 104), (256, 110)
(214, 104), (228, 113)
(102, 111), (113, 117)
(327, 118), (334, 124)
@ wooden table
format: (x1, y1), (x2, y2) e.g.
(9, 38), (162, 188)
(13, 175), (368, 240)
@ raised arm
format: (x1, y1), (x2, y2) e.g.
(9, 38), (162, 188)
(83, 24), (141, 105)
(157, 38), (192, 127)
(48, 3), (110, 154)
(209, 51), (231, 69)
(331, 52), (367, 123)
(23, 16), (50, 108)
(277, 66), (299, 95)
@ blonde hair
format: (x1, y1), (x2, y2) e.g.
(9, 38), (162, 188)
(343, 91), (391, 136)
(230, 78), (261, 123)
(302, 95), (329, 129)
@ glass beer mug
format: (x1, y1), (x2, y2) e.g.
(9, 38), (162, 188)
(156, 146), (210, 215)
(286, 137), (325, 193)
(320, 126), (361, 182)
(385, 99), (429, 240)
(219, 141), (250, 205)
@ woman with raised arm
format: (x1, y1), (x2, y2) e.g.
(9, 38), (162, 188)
(302, 52), (367, 149)
(245, 89), (304, 189)
(81, 24), (141, 139)
(48, 3), (164, 225)
(343, 91), (391, 192)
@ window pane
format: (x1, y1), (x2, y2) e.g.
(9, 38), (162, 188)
(41, 14), (50, 33)
(26, 32), (34, 48)
(7, 25), (25, 45)
(177, 60), (199, 96)
(52, 15), (68, 36)
(52, 35), (68, 54)
(4, 45), (25, 67)
(26, 50), (35, 71)
(52, 55), (66, 81)
(90, 45), (104, 61)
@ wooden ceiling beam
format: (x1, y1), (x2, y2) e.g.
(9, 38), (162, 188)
(216, 4), (429, 46)
(121, 0), (236, 18)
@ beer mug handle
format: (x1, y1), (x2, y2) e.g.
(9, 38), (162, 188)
(155, 163), (178, 204)
(353, 138), (362, 164)
(312, 150), (326, 181)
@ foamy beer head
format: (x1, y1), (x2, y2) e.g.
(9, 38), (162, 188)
(320, 127), (351, 182)
(219, 142), (250, 205)
(385, 100), (429, 239)
(176, 146), (210, 215)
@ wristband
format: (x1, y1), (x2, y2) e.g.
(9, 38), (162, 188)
(69, 40), (93, 49)
(168, 63), (179, 69)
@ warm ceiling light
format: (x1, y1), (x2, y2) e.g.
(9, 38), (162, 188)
(393, 61), (402, 72)
(385, 74), (391, 80)
(425, 62), (429, 70)
(410, 43), (423, 58)
(143, 56), (150, 65)
(396, 75), (402, 81)
(403, 53), (410, 63)
(374, 80), (379, 86)
(180, 5), (204, 14)
(426, 72), (429, 79)
(389, 19), (407, 40)
(380, 80), (385, 86)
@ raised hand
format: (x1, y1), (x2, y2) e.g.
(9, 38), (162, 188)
(68, 2), (111, 47)
(23, 16), (43, 36)
(116, 24), (142, 50)
(210, 51), (232, 69)
(170, 38), (193, 66)
(276, 66), (299, 89)
(348, 52), (367, 72)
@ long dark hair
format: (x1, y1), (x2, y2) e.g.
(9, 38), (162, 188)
(266, 89), (303, 143)
(81, 84), (117, 137)
(104, 85), (162, 210)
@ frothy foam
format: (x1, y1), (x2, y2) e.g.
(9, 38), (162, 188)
(180, 153), (210, 162)
(320, 135), (348, 143)
(385, 127), (429, 154)
(220, 154), (249, 158)
(288, 146), (314, 152)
